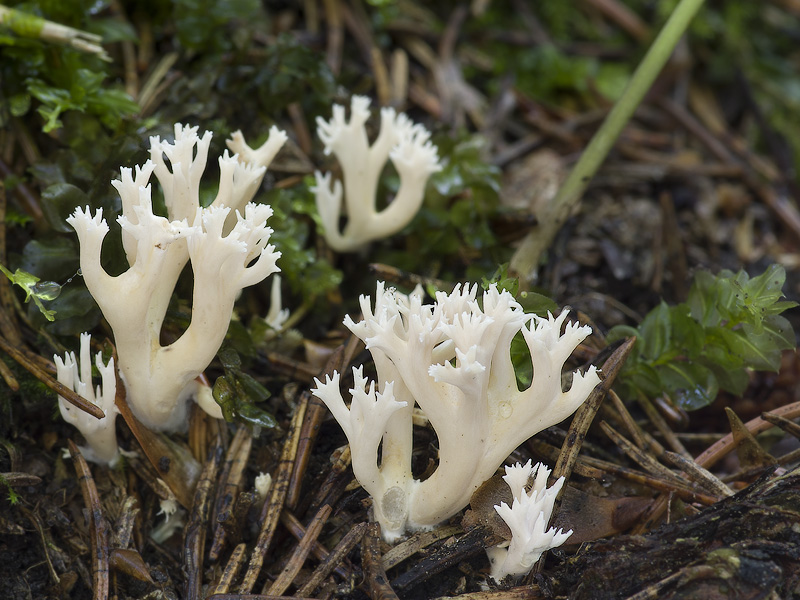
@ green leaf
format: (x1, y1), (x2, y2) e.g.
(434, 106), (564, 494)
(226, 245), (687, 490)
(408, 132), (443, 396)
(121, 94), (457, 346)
(9, 92), (30, 116)
(718, 326), (781, 372)
(234, 371), (271, 404)
(669, 304), (705, 359)
(760, 314), (796, 351)
(639, 301), (671, 361)
(20, 238), (79, 281)
(40, 183), (89, 232)
(217, 346), (242, 370)
(517, 290), (558, 316)
(511, 331), (532, 389)
(234, 401), (278, 430)
(657, 361), (719, 411)
(482, 264), (518, 297)
(698, 353), (750, 395)
(212, 376), (237, 422)
(87, 18), (138, 43)
(688, 269), (737, 326)
(212, 346), (278, 430)
(739, 264), (786, 310)
(0, 263), (57, 321)
(40, 286), (101, 334)
(606, 325), (640, 346)
(626, 362), (664, 398)
(480, 264), (558, 316)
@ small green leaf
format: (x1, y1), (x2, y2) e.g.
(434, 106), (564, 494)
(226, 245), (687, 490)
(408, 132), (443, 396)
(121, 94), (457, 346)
(20, 238), (79, 280)
(639, 301), (671, 361)
(517, 290), (558, 316)
(482, 264), (518, 297)
(699, 354), (750, 395)
(212, 376), (237, 422)
(511, 331), (532, 389)
(657, 362), (719, 411)
(217, 346), (242, 370)
(761, 314), (796, 351)
(718, 326), (781, 372)
(0, 263), (57, 321)
(234, 371), (271, 404)
(234, 401), (278, 430)
(627, 362), (664, 398)
(41, 183), (89, 232)
(606, 325), (640, 346)
(212, 346), (277, 430)
(9, 92), (31, 116)
(669, 304), (704, 358)
(687, 270), (717, 325)
(617, 264), (795, 410)
(739, 264), (785, 309)
(87, 19), (138, 43)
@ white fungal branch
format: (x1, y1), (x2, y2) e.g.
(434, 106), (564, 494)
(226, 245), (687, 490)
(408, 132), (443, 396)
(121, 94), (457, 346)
(312, 282), (600, 541)
(264, 275), (290, 331)
(227, 126), (289, 173)
(67, 123), (286, 432)
(487, 460), (573, 581)
(54, 333), (119, 466)
(310, 96), (442, 251)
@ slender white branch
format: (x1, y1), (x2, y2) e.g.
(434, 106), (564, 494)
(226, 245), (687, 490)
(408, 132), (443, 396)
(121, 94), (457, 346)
(55, 333), (119, 466)
(311, 96), (442, 251)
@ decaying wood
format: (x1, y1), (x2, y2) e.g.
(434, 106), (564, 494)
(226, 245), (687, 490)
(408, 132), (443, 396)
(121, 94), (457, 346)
(280, 509), (353, 580)
(209, 543), (247, 595)
(661, 451), (734, 499)
(694, 400), (800, 470)
(287, 346), (344, 510)
(544, 466), (800, 599)
(551, 336), (635, 487)
(390, 528), (488, 594)
(382, 525), (462, 571)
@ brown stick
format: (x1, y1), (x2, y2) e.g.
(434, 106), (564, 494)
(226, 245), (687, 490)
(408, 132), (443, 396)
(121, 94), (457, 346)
(363, 522), (400, 600)
(239, 394), (308, 592)
(209, 426), (253, 561)
(296, 521), (367, 597)
(0, 335), (104, 419)
(265, 504), (332, 596)
(552, 337), (636, 485)
(694, 401), (800, 469)
(210, 543), (247, 595)
(68, 441), (109, 600)
(183, 439), (224, 600)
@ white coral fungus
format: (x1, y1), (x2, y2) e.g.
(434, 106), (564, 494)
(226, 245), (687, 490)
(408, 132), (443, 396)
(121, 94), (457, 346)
(54, 332), (119, 466)
(311, 96), (441, 251)
(312, 282), (600, 541)
(67, 124), (285, 432)
(487, 460), (573, 581)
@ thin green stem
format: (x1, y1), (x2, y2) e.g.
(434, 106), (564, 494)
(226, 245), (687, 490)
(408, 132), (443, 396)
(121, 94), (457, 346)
(510, 0), (707, 285)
